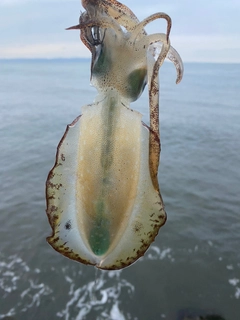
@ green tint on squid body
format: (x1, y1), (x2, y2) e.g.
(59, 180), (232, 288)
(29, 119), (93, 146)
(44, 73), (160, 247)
(127, 68), (147, 101)
(89, 200), (110, 256)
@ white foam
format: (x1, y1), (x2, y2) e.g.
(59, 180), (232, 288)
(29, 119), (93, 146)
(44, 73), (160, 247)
(229, 278), (239, 286)
(228, 278), (240, 299)
(110, 302), (125, 320)
(57, 269), (135, 320)
(145, 246), (173, 261)
(0, 255), (52, 318)
(235, 287), (240, 299)
(226, 264), (234, 270)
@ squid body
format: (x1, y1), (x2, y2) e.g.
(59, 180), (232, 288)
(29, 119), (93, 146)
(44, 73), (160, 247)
(46, 0), (183, 270)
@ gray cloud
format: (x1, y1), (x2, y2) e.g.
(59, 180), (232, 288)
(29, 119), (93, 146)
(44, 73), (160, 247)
(0, 0), (239, 62)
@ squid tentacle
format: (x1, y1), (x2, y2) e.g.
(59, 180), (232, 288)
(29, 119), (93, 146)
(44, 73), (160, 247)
(101, 0), (140, 31)
(81, 0), (141, 32)
(139, 39), (183, 85)
(134, 33), (169, 52)
(147, 42), (184, 84)
(148, 40), (170, 189)
(167, 46), (184, 84)
(130, 13), (171, 43)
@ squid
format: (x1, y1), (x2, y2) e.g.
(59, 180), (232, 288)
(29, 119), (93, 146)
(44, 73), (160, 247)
(46, 0), (183, 270)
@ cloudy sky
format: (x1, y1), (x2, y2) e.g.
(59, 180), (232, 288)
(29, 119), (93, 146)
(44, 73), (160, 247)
(0, 0), (240, 62)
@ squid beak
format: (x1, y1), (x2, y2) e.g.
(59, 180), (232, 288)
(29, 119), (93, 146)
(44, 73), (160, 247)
(66, 24), (81, 30)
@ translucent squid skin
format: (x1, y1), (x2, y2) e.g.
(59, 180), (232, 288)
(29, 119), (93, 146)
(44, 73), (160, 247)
(46, 0), (183, 270)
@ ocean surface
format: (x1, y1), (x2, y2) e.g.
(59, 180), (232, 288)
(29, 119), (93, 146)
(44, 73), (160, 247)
(0, 59), (239, 320)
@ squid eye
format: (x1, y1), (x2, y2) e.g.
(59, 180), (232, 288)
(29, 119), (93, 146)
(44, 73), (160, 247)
(87, 26), (105, 46)
(91, 27), (100, 42)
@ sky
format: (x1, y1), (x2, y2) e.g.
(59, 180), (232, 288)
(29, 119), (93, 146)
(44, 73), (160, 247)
(0, 0), (240, 62)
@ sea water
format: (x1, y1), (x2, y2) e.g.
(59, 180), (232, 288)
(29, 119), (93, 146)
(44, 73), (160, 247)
(0, 59), (239, 319)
